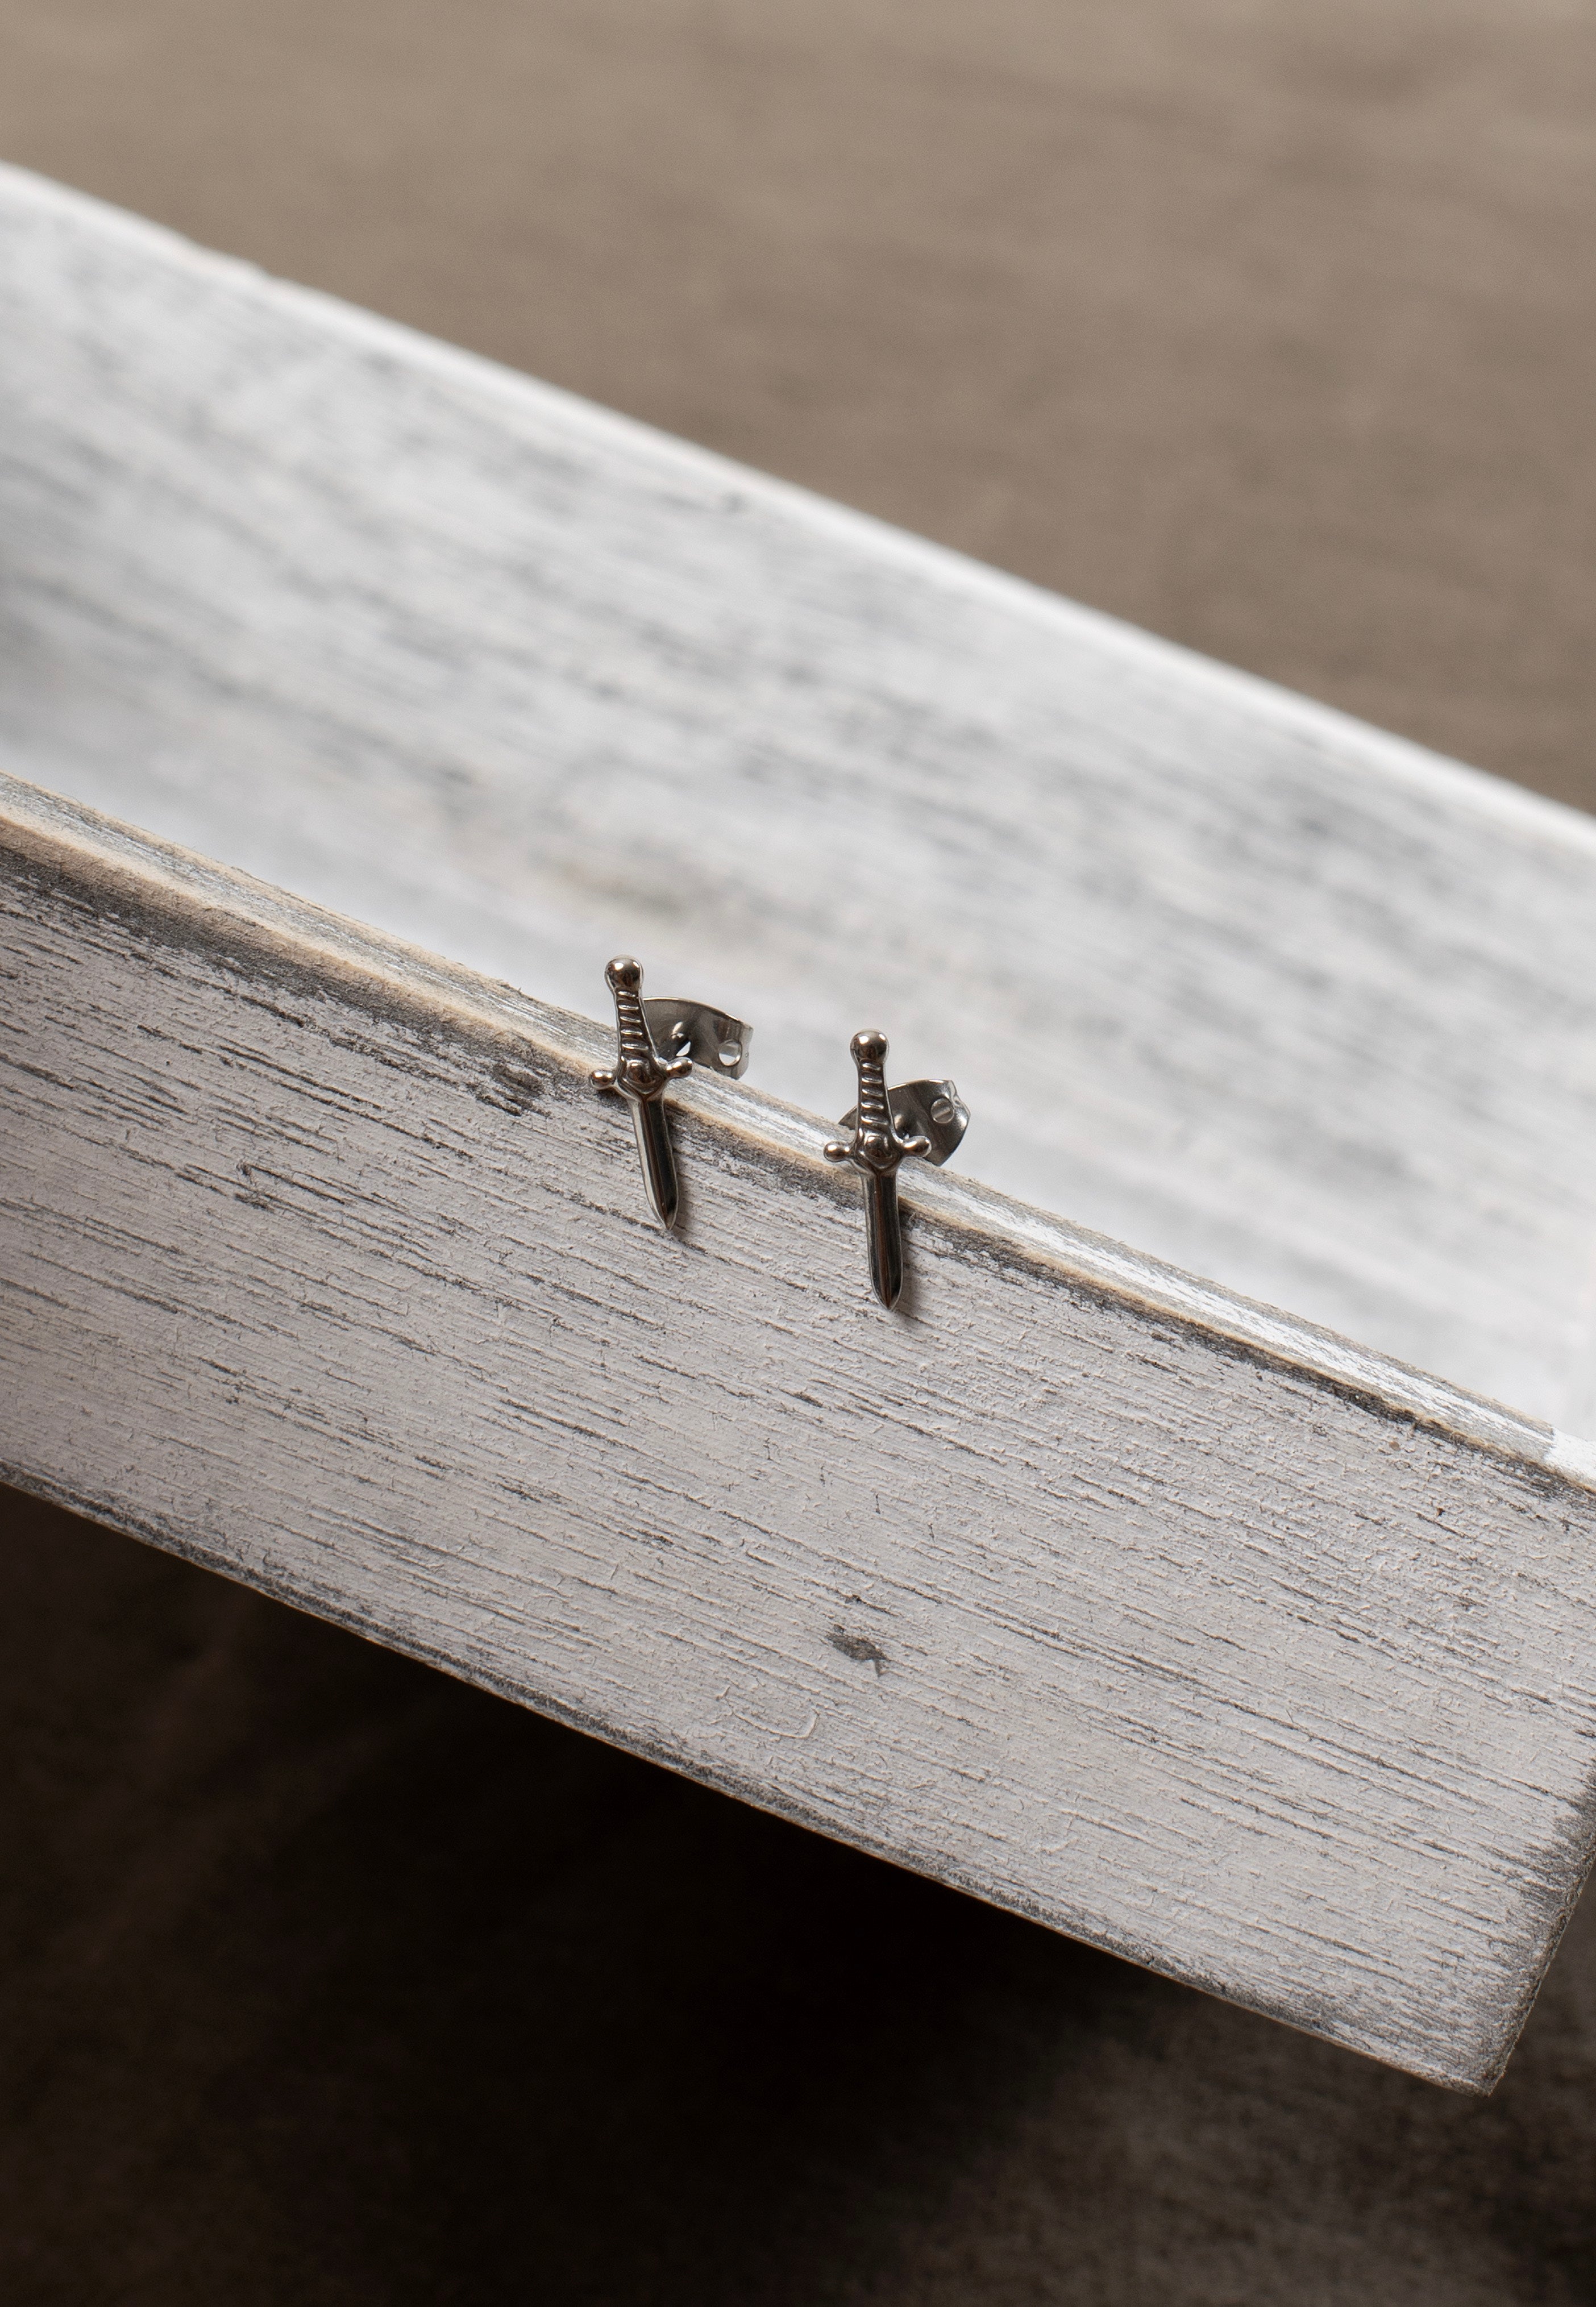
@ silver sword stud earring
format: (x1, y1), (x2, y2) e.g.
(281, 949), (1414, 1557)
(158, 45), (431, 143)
(824, 1030), (970, 1307)
(592, 955), (752, 1228)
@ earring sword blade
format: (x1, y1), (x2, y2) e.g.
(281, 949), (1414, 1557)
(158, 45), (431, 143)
(591, 954), (692, 1229)
(824, 1029), (949, 1309)
(629, 1092), (679, 1228)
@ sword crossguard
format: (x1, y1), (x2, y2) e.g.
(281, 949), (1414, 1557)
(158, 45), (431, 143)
(823, 1030), (930, 1177)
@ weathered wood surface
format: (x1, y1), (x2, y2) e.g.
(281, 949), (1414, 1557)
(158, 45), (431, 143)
(5, 163), (1596, 1439)
(5, 773), (1596, 2093)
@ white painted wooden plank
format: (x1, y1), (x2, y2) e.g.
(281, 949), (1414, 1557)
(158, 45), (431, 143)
(5, 772), (1596, 2094)
(3, 165), (1596, 1439)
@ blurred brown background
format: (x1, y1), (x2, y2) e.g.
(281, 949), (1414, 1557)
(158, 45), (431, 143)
(3, 0), (1594, 807)
(3, 3), (1596, 2301)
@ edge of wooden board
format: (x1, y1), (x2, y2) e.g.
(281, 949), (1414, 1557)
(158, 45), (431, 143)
(8, 782), (1596, 2098)
(5, 766), (1588, 1493)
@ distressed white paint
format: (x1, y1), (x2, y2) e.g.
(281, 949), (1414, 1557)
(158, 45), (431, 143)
(5, 167), (1596, 2089)
(4, 165), (1596, 1440)
(5, 775), (1596, 2096)
(1550, 1433), (1596, 1490)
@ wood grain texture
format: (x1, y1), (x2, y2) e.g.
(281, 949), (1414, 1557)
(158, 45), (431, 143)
(5, 774), (1596, 2093)
(4, 165), (1596, 1440)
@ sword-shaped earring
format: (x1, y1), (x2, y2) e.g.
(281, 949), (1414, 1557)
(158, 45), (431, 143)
(824, 1030), (970, 1307)
(592, 955), (752, 1228)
